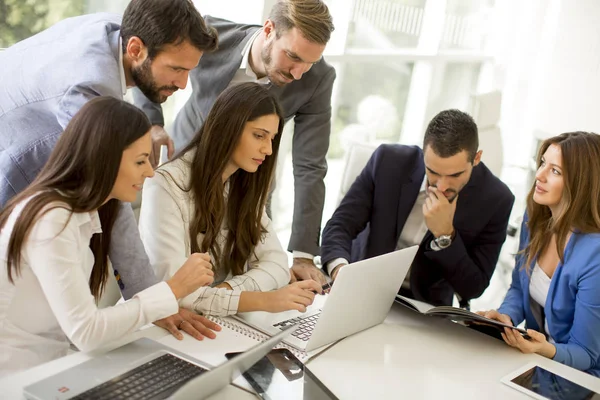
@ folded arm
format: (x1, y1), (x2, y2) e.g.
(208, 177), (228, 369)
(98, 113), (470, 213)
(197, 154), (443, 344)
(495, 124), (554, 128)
(425, 192), (515, 301)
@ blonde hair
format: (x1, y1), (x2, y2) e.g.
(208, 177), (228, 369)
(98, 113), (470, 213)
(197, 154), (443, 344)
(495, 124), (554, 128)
(523, 131), (600, 271)
(269, 0), (334, 45)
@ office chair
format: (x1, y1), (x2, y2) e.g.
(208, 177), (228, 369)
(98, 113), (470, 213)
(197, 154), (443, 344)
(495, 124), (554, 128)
(336, 141), (379, 206)
(471, 90), (504, 178)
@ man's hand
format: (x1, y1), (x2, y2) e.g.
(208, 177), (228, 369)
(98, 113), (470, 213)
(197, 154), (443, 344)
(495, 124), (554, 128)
(330, 263), (347, 281)
(149, 125), (175, 168)
(422, 186), (457, 238)
(154, 308), (222, 341)
(290, 258), (327, 286)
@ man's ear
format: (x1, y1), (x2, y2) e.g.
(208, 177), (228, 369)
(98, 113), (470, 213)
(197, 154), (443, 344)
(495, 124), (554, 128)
(126, 36), (147, 62)
(263, 19), (275, 39)
(473, 149), (483, 166)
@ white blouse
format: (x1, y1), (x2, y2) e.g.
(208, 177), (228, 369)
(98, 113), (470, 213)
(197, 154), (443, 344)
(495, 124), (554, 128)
(139, 154), (290, 317)
(530, 262), (553, 342)
(0, 196), (178, 376)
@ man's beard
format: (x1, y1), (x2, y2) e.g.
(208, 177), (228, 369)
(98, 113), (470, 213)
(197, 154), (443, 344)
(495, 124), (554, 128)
(444, 190), (458, 203)
(131, 58), (178, 103)
(261, 40), (293, 87)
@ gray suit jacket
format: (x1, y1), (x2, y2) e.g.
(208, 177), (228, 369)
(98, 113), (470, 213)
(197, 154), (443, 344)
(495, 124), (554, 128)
(0, 13), (159, 299)
(133, 16), (336, 256)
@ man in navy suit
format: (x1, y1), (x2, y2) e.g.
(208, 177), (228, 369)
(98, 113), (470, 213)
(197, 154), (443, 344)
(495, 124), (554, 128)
(321, 109), (515, 306)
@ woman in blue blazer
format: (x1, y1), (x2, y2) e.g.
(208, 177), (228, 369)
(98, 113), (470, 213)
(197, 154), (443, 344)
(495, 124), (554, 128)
(478, 131), (600, 377)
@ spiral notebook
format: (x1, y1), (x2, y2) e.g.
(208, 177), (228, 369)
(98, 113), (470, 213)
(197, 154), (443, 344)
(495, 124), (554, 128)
(157, 315), (328, 392)
(208, 315), (312, 360)
(158, 312), (336, 361)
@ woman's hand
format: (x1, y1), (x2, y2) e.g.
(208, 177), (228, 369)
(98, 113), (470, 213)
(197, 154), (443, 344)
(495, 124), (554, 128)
(263, 280), (323, 313)
(154, 308), (222, 341)
(476, 310), (557, 359)
(502, 327), (557, 359)
(167, 253), (214, 299)
(476, 309), (514, 325)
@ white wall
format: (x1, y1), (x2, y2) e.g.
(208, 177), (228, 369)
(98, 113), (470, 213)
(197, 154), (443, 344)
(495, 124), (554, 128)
(487, 0), (556, 167)
(492, 0), (600, 168)
(532, 0), (600, 136)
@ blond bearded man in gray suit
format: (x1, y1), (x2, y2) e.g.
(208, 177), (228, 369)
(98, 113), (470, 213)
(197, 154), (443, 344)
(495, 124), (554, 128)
(134, 0), (336, 285)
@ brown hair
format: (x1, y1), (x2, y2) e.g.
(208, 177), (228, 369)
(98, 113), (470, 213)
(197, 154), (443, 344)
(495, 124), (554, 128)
(523, 131), (600, 270)
(0, 97), (151, 299)
(269, 0), (334, 45)
(423, 109), (479, 163)
(163, 83), (284, 276)
(121, 0), (218, 58)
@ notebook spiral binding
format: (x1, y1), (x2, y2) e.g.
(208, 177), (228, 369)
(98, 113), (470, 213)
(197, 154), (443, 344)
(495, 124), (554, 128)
(206, 315), (307, 361)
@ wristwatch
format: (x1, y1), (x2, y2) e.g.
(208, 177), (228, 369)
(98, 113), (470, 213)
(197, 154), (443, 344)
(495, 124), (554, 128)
(432, 234), (453, 250)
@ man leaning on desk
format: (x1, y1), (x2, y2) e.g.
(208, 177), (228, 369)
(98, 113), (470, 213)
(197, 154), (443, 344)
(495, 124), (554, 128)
(321, 109), (515, 307)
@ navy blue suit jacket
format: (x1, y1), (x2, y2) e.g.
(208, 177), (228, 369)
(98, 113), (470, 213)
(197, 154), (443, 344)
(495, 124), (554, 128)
(321, 144), (515, 306)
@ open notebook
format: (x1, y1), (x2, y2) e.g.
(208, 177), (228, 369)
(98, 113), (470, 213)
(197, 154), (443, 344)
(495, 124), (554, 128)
(158, 314), (331, 362)
(157, 314), (332, 392)
(395, 295), (530, 336)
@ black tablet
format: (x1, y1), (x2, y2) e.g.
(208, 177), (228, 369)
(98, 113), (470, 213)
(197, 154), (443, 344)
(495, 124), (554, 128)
(502, 363), (600, 400)
(225, 349), (338, 400)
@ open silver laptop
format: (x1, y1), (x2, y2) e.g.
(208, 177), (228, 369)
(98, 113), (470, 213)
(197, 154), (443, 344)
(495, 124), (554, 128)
(235, 247), (418, 352)
(23, 324), (297, 400)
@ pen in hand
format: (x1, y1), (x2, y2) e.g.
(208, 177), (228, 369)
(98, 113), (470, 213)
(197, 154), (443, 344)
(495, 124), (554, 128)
(312, 282), (332, 294)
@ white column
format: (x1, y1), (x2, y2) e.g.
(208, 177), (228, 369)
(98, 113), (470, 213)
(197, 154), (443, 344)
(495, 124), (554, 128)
(399, 0), (447, 145)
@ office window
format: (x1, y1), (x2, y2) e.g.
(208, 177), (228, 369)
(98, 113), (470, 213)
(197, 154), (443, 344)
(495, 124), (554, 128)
(270, 61), (414, 238)
(424, 62), (482, 123)
(270, 0), (493, 246)
(349, 0), (426, 49)
(440, 0), (493, 51)
(333, 62), (413, 154)
(0, 0), (85, 47)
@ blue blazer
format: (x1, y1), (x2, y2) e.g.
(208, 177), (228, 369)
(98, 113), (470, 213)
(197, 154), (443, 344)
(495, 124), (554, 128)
(0, 13), (158, 299)
(498, 215), (600, 377)
(321, 144), (515, 306)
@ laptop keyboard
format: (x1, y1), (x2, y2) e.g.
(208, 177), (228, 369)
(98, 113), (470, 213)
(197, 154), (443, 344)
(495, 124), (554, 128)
(273, 311), (321, 341)
(71, 353), (207, 400)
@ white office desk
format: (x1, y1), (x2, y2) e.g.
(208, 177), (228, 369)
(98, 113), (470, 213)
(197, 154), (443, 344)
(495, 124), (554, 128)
(307, 302), (600, 399)
(2, 303), (599, 399)
(0, 325), (254, 399)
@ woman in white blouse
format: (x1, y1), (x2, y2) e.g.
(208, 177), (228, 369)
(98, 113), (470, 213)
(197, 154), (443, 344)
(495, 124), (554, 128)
(140, 82), (322, 317)
(0, 97), (215, 375)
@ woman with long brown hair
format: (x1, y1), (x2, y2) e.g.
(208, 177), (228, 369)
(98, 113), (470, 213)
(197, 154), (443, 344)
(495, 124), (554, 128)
(140, 82), (322, 317)
(0, 97), (214, 375)
(477, 132), (600, 376)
